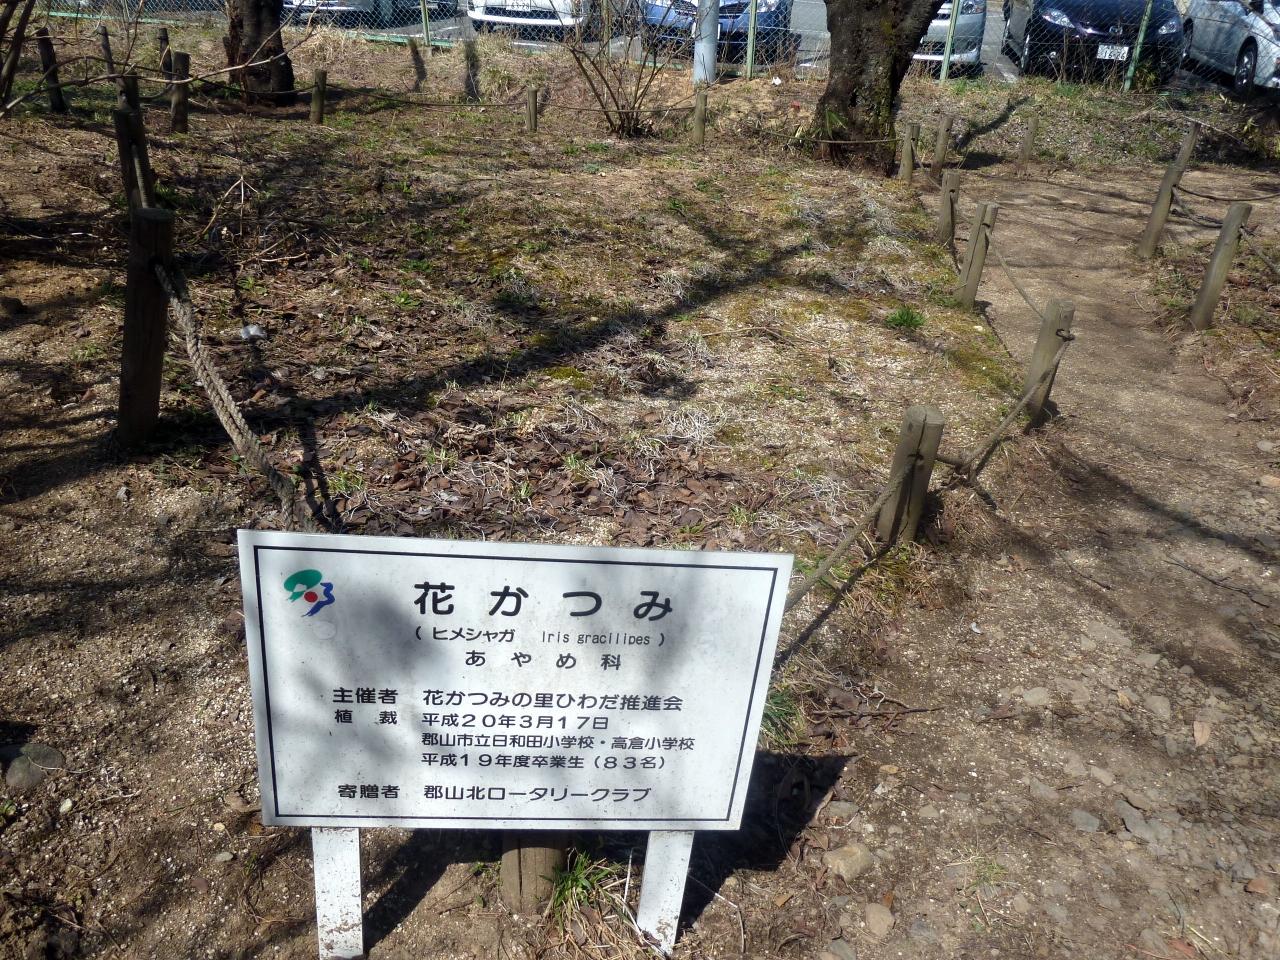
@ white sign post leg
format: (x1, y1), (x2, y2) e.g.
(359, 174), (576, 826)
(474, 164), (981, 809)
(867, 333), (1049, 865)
(311, 827), (364, 959)
(636, 830), (695, 954)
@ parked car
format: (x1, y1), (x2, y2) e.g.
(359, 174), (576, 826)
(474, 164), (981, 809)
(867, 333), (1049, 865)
(914, 0), (987, 74)
(640, 0), (801, 64)
(1182, 0), (1280, 94)
(468, 0), (600, 36)
(284, 0), (453, 27)
(1002, 0), (1184, 81)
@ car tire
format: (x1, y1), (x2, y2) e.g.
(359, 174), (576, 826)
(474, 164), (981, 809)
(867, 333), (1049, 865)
(1001, 7), (1013, 57)
(1180, 21), (1193, 65)
(1234, 42), (1256, 97)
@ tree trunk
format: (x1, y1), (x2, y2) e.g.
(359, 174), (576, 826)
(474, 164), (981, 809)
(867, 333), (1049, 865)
(815, 0), (942, 168)
(224, 0), (296, 105)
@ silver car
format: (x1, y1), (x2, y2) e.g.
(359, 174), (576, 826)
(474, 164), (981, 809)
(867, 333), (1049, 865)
(1183, 0), (1280, 94)
(915, 0), (988, 72)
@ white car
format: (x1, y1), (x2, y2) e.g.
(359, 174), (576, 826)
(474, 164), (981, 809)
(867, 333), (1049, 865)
(1182, 0), (1280, 93)
(469, 0), (601, 35)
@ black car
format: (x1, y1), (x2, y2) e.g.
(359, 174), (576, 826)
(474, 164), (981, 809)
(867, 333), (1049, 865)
(1002, 0), (1184, 81)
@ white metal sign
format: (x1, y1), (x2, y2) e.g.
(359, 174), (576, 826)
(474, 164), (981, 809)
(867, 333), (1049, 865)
(239, 530), (790, 831)
(238, 530), (791, 956)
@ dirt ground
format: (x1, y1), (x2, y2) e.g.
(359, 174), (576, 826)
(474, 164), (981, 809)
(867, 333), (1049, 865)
(2, 24), (1278, 960)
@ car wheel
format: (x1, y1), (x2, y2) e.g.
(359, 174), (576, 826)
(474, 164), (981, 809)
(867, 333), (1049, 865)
(1234, 42), (1256, 96)
(1001, 15), (1012, 57)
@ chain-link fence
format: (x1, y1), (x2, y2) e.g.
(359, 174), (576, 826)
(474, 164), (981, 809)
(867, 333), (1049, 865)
(35, 0), (1280, 94)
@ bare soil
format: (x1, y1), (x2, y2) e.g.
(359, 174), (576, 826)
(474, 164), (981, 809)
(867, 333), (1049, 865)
(1, 26), (1277, 960)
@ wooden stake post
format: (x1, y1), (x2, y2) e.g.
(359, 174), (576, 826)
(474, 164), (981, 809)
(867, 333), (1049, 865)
(1189, 202), (1251, 331)
(1025, 299), (1074, 424)
(525, 86), (538, 134)
(959, 202), (997, 309)
(311, 69), (327, 125)
(170, 52), (189, 135)
(1138, 122), (1199, 259)
(898, 121), (920, 183)
(930, 114), (952, 180)
(118, 207), (174, 448)
(501, 833), (566, 913)
(692, 89), (707, 147)
(937, 170), (960, 248)
(35, 26), (66, 113)
(876, 405), (945, 544)
(1017, 116), (1038, 171)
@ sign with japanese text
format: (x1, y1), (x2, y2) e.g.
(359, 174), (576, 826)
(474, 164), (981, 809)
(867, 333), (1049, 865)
(238, 530), (792, 831)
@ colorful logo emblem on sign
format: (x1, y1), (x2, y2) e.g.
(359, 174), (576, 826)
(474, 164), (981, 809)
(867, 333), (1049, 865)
(283, 569), (335, 617)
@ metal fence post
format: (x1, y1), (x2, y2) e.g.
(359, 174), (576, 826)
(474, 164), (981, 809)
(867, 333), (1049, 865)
(939, 0), (962, 82)
(959, 202), (997, 309)
(1122, 0), (1155, 92)
(938, 169), (960, 248)
(1189, 202), (1252, 331)
(118, 207), (175, 448)
(898, 121), (920, 182)
(744, 0), (759, 79)
(1025, 299), (1074, 424)
(693, 0), (717, 85)
(876, 405), (945, 544)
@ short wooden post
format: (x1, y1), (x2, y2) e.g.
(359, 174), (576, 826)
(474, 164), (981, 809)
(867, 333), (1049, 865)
(120, 70), (140, 111)
(501, 834), (567, 914)
(898, 121), (919, 183)
(1138, 122), (1199, 259)
(112, 108), (140, 208)
(118, 207), (175, 448)
(937, 169), (960, 248)
(98, 24), (122, 101)
(157, 26), (172, 80)
(1017, 115), (1038, 170)
(525, 85), (538, 134)
(1189, 202), (1252, 331)
(876, 405), (945, 544)
(930, 114), (952, 180)
(1174, 120), (1200, 172)
(959, 202), (998, 309)
(35, 27), (66, 113)
(126, 108), (156, 207)
(170, 51), (189, 134)
(310, 69), (326, 125)
(407, 36), (427, 91)
(691, 89), (707, 147)
(311, 828), (363, 960)
(1024, 299), (1074, 424)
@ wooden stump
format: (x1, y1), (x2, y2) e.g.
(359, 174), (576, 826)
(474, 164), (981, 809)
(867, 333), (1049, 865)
(501, 834), (567, 914)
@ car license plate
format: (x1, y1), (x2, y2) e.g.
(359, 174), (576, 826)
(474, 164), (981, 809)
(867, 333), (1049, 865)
(1097, 44), (1129, 61)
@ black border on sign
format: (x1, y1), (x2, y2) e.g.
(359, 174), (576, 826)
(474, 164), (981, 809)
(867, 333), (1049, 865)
(252, 544), (780, 825)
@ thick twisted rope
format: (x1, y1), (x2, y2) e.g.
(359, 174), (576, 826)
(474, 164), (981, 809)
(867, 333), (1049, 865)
(784, 461), (913, 611)
(986, 234), (1050, 324)
(154, 263), (323, 534)
(949, 335), (1075, 483)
